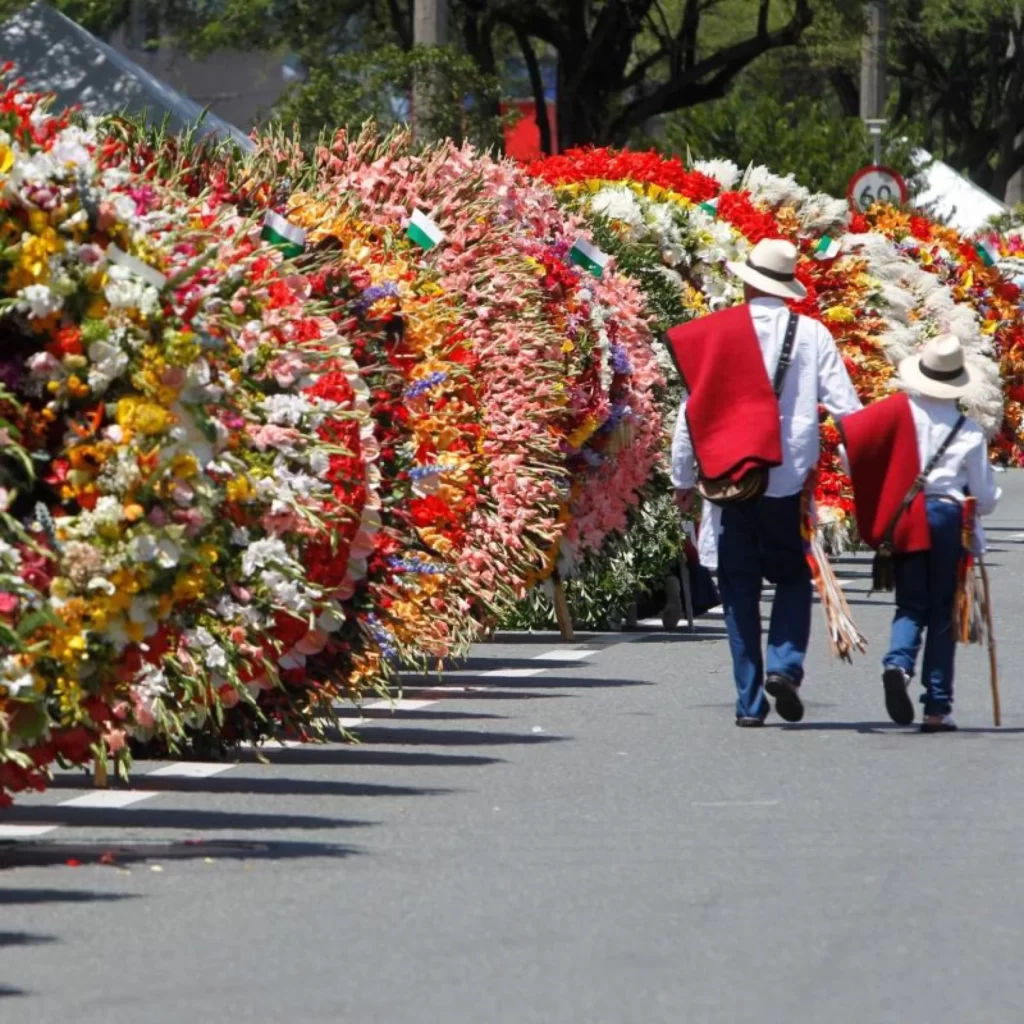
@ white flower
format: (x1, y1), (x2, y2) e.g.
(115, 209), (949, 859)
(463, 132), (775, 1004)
(241, 537), (290, 578)
(307, 449), (330, 477)
(130, 534), (181, 569)
(187, 626), (229, 671)
(18, 283), (63, 319)
(105, 264), (160, 316)
(590, 186), (645, 235)
(26, 350), (61, 379)
(231, 526), (251, 547)
(87, 339), (129, 395)
(50, 126), (96, 171)
(260, 393), (316, 427)
(86, 576), (116, 596)
(694, 158), (741, 190)
(132, 663), (168, 704)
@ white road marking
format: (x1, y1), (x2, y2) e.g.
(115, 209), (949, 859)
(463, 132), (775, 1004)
(60, 791), (159, 809)
(692, 799), (780, 808)
(0, 823), (60, 839)
(481, 667), (547, 679)
(532, 649), (594, 662)
(146, 762), (235, 779)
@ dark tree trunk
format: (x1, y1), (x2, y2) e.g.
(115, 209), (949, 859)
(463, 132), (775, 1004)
(514, 28), (552, 155)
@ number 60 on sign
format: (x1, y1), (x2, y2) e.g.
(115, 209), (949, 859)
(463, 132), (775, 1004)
(847, 165), (908, 212)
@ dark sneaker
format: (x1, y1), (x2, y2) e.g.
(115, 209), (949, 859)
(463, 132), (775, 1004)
(765, 674), (804, 723)
(921, 715), (958, 734)
(882, 666), (915, 726)
(662, 575), (682, 631)
(735, 715), (767, 728)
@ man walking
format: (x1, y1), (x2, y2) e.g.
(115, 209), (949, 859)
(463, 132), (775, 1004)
(667, 239), (861, 727)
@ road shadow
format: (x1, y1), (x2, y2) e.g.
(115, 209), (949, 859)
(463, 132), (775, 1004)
(322, 726), (566, 748)
(0, 931), (56, 947)
(42, 774), (454, 800)
(0, 806), (371, 832)
(0, 888), (136, 903)
(0, 985), (25, 998)
(251, 748), (505, 768)
(0, 838), (359, 871)
(772, 722), (1024, 736)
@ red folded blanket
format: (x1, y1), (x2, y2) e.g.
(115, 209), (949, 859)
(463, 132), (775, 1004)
(838, 393), (929, 552)
(665, 305), (782, 482)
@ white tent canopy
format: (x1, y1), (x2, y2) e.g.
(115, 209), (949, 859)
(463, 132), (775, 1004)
(912, 148), (1006, 234)
(0, 1), (253, 149)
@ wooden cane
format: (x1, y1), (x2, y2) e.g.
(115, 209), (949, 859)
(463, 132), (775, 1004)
(552, 578), (575, 642)
(681, 520), (696, 631)
(979, 556), (1001, 727)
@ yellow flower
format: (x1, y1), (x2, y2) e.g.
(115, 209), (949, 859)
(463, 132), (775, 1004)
(171, 454), (199, 479)
(172, 568), (207, 603)
(0, 143), (13, 174)
(226, 475), (254, 502)
(116, 396), (172, 435)
(197, 544), (220, 566)
(825, 306), (856, 323)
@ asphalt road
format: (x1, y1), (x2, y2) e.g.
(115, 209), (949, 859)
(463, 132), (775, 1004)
(4, 474), (1024, 1024)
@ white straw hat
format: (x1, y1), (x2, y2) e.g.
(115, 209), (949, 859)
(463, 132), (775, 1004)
(726, 238), (807, 300)
(898, 334), (976, 399)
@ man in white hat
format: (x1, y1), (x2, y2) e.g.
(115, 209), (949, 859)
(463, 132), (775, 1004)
(839, 334), (1001, 732)
(665, 238), (862, 727)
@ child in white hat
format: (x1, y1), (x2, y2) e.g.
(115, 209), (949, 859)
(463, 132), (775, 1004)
(840, 335), (1001, 731)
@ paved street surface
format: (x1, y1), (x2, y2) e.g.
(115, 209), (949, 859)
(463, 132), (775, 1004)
(4, 474), (1024, 1023)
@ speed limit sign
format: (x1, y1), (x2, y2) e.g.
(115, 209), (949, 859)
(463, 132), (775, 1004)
(847, 164), (913, 210)
(847, 165), (908, 212)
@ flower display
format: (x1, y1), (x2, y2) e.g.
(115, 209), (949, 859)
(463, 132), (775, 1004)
(1, 91), (1021, 799)
(0, 79), (377, 800)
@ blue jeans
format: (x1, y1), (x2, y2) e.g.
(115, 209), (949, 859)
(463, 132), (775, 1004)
(718, 493), (812, 719)
(885, 498), (962, 717)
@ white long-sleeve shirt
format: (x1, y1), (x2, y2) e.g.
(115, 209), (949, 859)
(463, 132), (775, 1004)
(671, 298), (862, 498)
(838, 393), (1001, 551)
(908, 395), (1001, 514)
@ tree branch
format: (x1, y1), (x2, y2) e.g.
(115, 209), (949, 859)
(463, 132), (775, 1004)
(610, 0), (812, 138)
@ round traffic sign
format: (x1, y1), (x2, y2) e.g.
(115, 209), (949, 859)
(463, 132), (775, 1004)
(847, 165), (908, 212)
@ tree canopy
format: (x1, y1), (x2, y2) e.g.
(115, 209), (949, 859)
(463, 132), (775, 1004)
(8, 0), (1024, 201)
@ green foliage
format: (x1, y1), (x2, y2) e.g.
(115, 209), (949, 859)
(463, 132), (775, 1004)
(501, 487), (685, 631)
(658, 89), (922, 199)
(271, 43), (505, 147)
(988, 204), (1024, 234)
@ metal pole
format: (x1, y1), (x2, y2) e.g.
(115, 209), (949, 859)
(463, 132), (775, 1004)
(412, 0), (449, 142)
(860, 1), (888, 163)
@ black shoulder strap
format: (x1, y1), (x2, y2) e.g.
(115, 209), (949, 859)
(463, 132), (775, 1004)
(881, 413), (966, 548)
(771, 312), (799, 397)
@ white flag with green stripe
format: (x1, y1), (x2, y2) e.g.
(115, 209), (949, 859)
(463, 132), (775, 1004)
(570, 237), (610, 278)
(974, 239), (998, 267)
(407, 209), (445, 250)
(261, 210), (306, 258)
(814, 235), (841, 260)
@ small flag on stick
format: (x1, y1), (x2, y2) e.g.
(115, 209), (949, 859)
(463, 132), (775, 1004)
(814, 235), (841, 260)
(569, 237), (610, 278)
(406, 209), (445, 251)
(699, 198), (719, 217)
(261, 210), (306, 259)
(974, 239), (998, 268)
